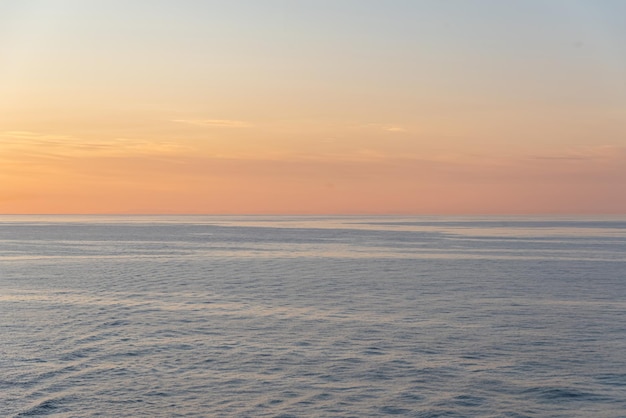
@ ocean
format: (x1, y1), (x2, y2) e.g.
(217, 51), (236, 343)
(1, 215), (625, 417)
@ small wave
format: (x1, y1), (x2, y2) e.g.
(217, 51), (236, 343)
(596, 373), (626, 387)
(16, 396), (71, 417)
(415, 409), (466, 417)
(451, 394), (486, 407)
(380, 405), (411, 415)
(522, 386), (606, 403)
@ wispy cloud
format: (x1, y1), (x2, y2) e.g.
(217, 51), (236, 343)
(1, 131), (74, 143)
(384, 126), (407, 133)
(0, 131), (189, 158)
(172, 119), (251, 128)
(359, 123), (407, 133)
(526, 145), (626, 162)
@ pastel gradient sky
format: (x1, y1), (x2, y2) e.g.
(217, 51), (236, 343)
(2, 0), (626, 214)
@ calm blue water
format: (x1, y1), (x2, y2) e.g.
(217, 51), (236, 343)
(1, 215), (625, 417)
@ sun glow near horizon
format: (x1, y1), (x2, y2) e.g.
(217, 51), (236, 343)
(2, 1), (626, 214)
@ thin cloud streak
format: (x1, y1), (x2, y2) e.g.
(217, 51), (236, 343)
(172, 119), (251, 128)
(526, 145), (626, 162)
(0, 131), (189, 157)
(384, 126), (407, 133)
(360, 124), (408, 133)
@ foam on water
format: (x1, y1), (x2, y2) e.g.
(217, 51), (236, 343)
(1, 216), (625, 417)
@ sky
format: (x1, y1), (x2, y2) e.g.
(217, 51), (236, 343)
(1, 0), (626, 214)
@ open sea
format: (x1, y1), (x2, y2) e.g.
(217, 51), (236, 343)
(1, 215), (625, 417)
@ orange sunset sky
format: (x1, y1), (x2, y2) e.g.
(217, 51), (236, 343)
(2, 0), (626, 214)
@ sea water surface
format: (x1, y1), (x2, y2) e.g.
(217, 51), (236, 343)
(1, 215), (625, 417)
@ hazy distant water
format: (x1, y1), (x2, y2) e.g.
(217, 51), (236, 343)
(1, 215), (625, 417)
